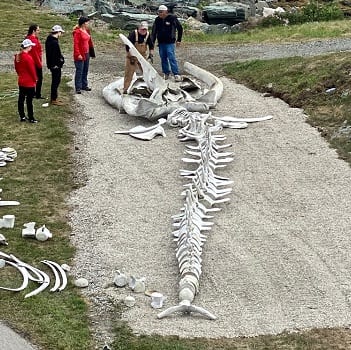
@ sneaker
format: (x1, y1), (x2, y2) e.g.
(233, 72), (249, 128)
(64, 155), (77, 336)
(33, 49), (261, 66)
(163, 74), (170, 80)
(83, 87), (92, 91)
(76, 90), (82, 94)
(51, 100), (64, 106)
(20, 117), (26, 122)
(174, 74), (182, 82)
(29, 118), (39, 123)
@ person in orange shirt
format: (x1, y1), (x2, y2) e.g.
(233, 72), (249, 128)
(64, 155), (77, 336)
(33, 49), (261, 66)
(14, 39), (38, 123)
(26, 24), (44, 99)
(72, 16), (95, 94)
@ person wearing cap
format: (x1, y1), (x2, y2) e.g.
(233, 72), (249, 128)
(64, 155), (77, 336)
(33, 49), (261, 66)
(151, 4), (183, 81)
(45, 25), (65, 106)
(26, 24), (44, 99)
(123, 21), (154, 94)
(72, 16), (95, 94)
(14, 39), (38, 123)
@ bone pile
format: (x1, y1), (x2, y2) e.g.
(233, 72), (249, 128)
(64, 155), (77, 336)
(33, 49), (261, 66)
(0, 147), (17, 167)
(158, 108), (235, 320)
(0, 251), (68, 298)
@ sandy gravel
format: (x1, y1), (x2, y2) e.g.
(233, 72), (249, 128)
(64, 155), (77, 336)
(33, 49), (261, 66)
(66, 41), (351, 348)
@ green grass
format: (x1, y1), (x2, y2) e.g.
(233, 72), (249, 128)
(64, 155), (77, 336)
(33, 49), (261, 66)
(185, 19), (351, 44)
(0, 72), (93, 349)
(1, 0), (351, 349)
(223, 52), (351, 164)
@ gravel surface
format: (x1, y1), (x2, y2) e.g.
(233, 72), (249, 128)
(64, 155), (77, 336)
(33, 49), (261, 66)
(66, 39), (351, 348)
(2, 38), (351, 348)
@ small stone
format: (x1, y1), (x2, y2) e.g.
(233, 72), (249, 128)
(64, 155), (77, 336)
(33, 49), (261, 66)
(124, 295), (136, 307)
(74, 277), (89, 288)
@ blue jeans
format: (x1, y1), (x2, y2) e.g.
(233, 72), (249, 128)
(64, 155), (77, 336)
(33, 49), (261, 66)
(158, 43), (179, 75)
(74, 53), (90, 91)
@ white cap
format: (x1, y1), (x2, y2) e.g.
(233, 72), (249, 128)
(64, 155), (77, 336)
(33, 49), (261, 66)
(51, 25), (65, 33)
(158, 5), (168, 11)
(21, 39), (36, 48)
(139, 21), (148, 29)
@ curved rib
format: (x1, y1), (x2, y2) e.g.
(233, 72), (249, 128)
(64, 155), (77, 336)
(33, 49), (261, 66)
(41, 260), (61, 292)
(0, 260), (29, 292)
(10, 254), (44, 283)
(43, 260), (67, 291)
(24, 268), (50, 298)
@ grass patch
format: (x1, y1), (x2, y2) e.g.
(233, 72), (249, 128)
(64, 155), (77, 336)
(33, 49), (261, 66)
(223, 52), (351, 164)
(0, 0), (75, 52)
(0, 73), (93, 350)
(185, 19), (351, 44)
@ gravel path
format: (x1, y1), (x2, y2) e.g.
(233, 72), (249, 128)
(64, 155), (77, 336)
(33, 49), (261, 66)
(66, 39), (351, 347)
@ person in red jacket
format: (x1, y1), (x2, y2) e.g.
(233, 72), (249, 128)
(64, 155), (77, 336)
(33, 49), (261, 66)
(14, 39), (38, 123)
(72, 16), (95, 94)
(26, 24), (44, 99)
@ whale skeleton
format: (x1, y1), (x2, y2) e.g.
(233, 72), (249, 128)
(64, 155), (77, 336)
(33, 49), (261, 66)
(158, 110), (236, 320)
(102, 44), (272, 318)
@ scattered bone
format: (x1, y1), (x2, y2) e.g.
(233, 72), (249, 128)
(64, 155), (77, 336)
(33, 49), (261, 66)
(0, 251), (68, 297)
(115, 118), (167, 141)
(113, 270), (128, 287)
(35, 225), (52, 241)
(61, 263), (71, 272)
(0, 233), (8, 245)
(22, 222), (36, 238)
(0, 215), (15, 229)
(129, 276), (146, 293)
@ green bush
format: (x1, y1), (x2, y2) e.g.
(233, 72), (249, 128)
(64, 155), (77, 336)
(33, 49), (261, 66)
(259, 1), (344, 28)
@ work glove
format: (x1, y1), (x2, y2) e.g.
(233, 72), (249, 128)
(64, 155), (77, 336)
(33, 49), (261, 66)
(147, 53), (154, 64)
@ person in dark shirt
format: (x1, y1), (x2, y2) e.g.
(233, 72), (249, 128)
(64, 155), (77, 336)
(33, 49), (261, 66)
(123, 21), (154, 94)
(26, 24), (44, 99)
(45, 25), (65, 105)
(151, 5), (183, 81)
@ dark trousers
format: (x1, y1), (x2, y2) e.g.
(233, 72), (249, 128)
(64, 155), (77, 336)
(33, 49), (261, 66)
(74, 53), (90, 91)
(35, 66), (43, 98)
(18, 86), (35, 120)
(50, 67), (61, 101)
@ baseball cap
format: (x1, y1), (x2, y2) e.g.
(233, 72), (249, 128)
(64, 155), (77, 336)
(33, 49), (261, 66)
(51, 25), (65, 33)
(158, 5), (168, 11)
(139, 21), (148, 29)
(21, 39), (36, 48)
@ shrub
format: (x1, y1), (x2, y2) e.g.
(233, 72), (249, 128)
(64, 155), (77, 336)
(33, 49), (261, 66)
(259, 1), (344, 28)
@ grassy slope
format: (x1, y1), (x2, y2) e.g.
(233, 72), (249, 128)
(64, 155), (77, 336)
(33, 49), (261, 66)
(223, 53), (351, 164)
(0, 1), (92, 349)
(1, 1), (351, 350)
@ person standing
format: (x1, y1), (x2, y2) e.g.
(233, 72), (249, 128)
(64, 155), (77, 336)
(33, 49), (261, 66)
(45, 25), (65, 106)
(151, 5), (183, 81)
(73, 16), (95, 94)
(26, 24), (44, 99)
(14, 39), (38, 123)
(123, 21), (154, 94)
